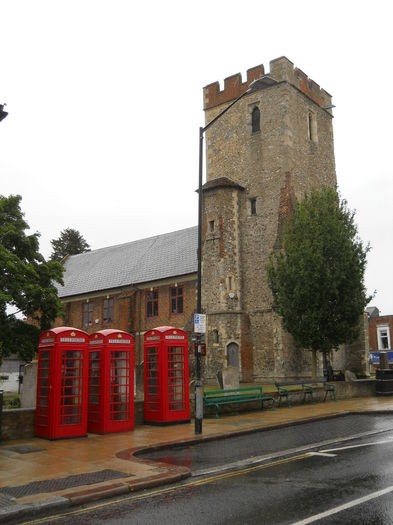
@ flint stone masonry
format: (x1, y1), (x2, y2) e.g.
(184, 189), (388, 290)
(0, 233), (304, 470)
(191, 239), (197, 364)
(202, 56), (338, 383)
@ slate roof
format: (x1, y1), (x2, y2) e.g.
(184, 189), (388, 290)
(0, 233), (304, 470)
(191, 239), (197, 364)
(57, 226), (198, 298)
(202, 176), (245, 192)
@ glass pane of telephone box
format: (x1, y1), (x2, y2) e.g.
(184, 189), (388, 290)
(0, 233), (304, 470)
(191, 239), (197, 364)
(110, 351), (129, 421)
(146, 347), (159, 411)
(37, 351), (51, 426)
(168, 346), (185, 411)
(88, 351), (101, 424)
(60, 350), (83, 425)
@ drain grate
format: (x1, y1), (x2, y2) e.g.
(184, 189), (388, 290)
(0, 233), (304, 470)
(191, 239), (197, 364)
(0, 469), (132, 499)
(3, 445), (45, 454)
(0, 493), (16, 509)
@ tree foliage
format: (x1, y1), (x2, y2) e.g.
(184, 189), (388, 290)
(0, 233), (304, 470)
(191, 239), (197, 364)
(50, 228), (90, 262)
(267, 187), (370, 355)
(0, 195), (64, 362)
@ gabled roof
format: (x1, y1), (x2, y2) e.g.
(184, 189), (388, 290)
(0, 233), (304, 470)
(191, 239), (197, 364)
(58, 226), (198, 298)
(202, 176), (245, 193)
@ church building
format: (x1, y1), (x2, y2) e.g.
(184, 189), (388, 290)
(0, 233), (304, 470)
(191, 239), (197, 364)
(57, 56), (339, 385)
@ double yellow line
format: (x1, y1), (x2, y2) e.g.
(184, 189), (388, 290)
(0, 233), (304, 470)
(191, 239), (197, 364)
(23, 453), (310, 524)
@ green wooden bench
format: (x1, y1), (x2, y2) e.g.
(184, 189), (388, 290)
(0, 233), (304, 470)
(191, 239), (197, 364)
(275, 378), (336, 408)
(203, 386), (275, 419)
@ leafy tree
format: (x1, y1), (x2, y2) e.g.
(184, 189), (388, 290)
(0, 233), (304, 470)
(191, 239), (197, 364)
(50, 228), (90, 262)
(0, 195), (64, 363)
(267, 187), (370, 376)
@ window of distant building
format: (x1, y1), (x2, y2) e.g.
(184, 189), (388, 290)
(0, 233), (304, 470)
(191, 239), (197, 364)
(170, 285), (183, 314)
(377, 325), (391, 350)
(251, 106), (260, 133)
(83, 302), (93, 327)
(146, 289), (159, 318)
(103, 297), (114, 324)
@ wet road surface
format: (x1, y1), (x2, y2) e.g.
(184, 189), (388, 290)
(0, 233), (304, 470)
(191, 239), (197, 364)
(21, 416), (393, 525)
(137, 414), (393, 472)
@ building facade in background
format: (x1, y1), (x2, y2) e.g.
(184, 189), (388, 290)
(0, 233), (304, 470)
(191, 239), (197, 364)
(57, 57), (368, 386)
(369, 314), (393, 352)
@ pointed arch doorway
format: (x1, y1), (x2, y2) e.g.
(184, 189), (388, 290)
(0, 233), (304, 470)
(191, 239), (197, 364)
(226, 342), (239, 369)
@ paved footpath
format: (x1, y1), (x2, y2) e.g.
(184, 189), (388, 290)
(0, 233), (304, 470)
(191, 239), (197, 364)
(1, 396), (393, 523)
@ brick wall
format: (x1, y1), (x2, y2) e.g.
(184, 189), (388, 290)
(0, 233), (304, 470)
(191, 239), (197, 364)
(369, 315), (393, 351)
(58, 277), (197, 391)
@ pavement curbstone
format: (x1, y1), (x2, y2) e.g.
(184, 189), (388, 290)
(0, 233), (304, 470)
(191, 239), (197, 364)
(0, 496), (70, 524)
(65, 482), (131, 506)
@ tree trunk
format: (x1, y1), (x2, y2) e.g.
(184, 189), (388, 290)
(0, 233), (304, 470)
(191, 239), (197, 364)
(323, 352), (328, 378)
(312, 349), (317, 378)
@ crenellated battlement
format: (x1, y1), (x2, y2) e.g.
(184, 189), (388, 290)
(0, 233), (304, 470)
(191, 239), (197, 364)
(204, 65), (265, 110)
(204, 56), (332, 110)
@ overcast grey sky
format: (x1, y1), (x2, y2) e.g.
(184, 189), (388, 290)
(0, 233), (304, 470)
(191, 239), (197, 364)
(0, 0), (392, 314)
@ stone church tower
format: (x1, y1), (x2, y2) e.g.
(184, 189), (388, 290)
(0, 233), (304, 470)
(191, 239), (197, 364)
(201, 57), (336, 383)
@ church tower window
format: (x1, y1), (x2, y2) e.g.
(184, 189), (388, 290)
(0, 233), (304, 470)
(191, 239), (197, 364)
(251, 106), (260, 133)
(250, 198), (257, 216)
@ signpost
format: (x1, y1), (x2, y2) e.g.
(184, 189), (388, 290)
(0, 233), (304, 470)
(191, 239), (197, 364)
(194, 313), (206, 334)
(194, 313), (206, 434)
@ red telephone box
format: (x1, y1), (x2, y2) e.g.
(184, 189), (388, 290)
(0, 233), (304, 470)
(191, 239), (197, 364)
(35, 327), (89, 440)
(144, 326), (190, 425)
(88, 330), (134, 434)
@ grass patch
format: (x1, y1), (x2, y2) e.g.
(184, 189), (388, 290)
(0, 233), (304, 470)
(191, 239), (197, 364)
(2, 393), (21, 409)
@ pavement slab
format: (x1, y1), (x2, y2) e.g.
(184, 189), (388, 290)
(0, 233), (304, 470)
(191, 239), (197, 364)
(1, 395), (393, 523)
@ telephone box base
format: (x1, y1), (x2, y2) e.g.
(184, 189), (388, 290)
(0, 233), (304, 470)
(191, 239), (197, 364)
(144, 419), (190, 426)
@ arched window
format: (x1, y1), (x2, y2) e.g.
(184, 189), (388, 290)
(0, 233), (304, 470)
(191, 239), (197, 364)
(251, 106), (260, 133)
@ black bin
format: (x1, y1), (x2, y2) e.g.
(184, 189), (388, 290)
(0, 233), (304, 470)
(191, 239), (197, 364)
(376, 369), (393, 396)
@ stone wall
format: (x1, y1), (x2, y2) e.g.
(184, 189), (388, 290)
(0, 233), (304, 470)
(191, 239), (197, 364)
(1, 408), (36, 441)
(0, 401), (146, 441)
(1, 383), (376, 440)
(202, 56), (336, 382)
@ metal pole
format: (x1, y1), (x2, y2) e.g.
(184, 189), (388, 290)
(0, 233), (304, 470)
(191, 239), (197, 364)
(193, 78), (262, 435)
(194, 126), (204, 435)
(0, 104), (8, 122)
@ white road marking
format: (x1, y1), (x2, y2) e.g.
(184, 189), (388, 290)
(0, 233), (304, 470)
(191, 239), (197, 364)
(192, 428), (393, 477)
(307, 452), (337, 457)
(292, 485), (393, 524)
(322, 437), (393, 453)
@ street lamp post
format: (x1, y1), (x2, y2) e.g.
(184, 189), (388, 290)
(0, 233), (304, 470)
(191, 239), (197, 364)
(0, 104), (8, 122)
(194, 77), (267, 435)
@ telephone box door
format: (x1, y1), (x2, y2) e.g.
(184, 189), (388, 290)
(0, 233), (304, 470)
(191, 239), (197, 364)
(144, 327), (190, 425)
(88, 330), (134, 433)
(35, 327), (89, 440)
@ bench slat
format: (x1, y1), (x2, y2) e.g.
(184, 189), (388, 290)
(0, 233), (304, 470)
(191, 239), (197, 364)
(275, 378), (336, 407)
(203, 386), (274, 418)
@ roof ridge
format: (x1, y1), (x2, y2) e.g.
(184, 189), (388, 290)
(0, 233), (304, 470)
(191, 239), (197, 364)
(67, 225), (198, 259)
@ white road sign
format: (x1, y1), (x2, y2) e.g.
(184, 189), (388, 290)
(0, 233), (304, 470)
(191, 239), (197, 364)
(194, 313), (206, 334)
